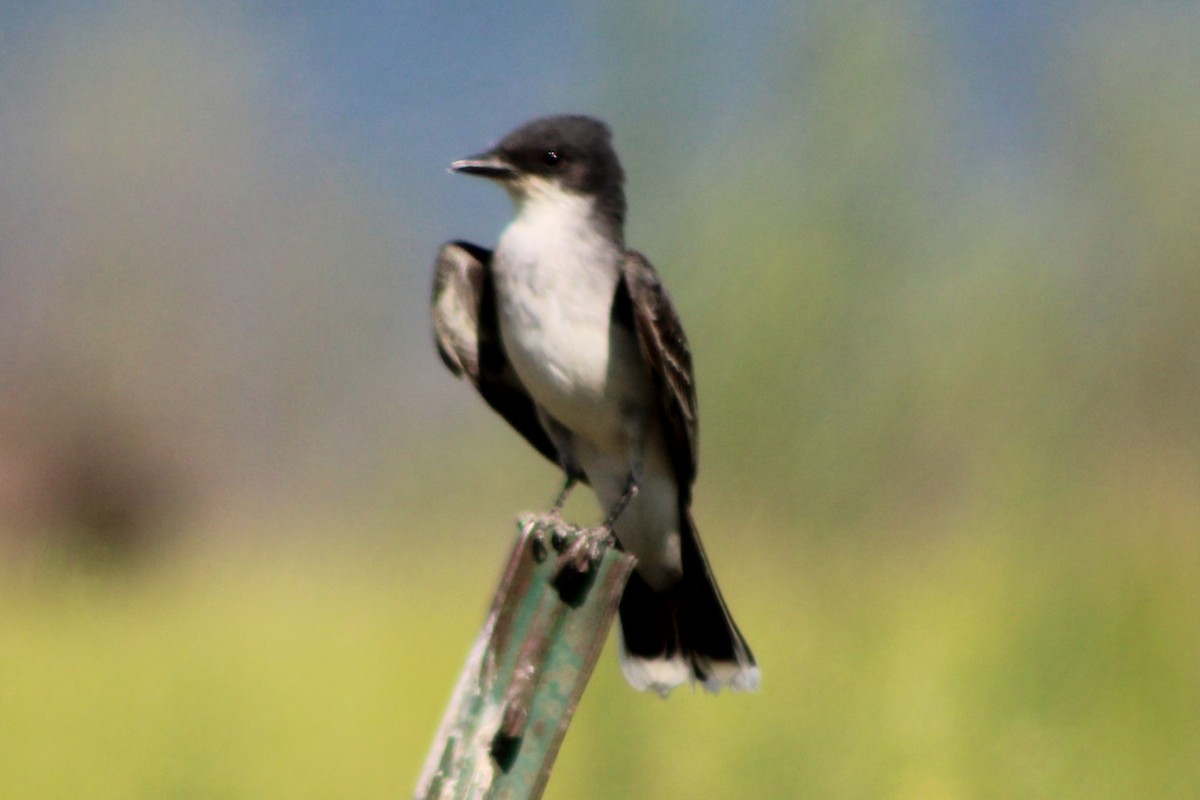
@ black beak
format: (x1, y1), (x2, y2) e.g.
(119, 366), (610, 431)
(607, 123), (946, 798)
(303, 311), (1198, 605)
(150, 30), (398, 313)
(450, 152), (516, 180)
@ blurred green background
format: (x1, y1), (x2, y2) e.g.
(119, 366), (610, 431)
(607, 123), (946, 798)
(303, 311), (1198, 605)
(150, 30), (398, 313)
(2, 1), (1198, 797)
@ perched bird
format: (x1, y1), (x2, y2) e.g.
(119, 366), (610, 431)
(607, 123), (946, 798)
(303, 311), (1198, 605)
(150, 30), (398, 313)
(433, 114), (758, 696)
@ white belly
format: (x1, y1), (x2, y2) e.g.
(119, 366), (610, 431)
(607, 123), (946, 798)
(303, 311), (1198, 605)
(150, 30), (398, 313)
(492, 204), (650, 454)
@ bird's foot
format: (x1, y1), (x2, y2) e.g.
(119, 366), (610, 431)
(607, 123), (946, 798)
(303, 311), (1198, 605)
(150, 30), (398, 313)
(517, 513), (615, 601)
(517, 511), (584, 562)
(553, 524), (616, 577)
(549, 524), (615, 606)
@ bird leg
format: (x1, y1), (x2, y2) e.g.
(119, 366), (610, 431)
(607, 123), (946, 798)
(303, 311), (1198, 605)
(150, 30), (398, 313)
(520, 473), (584, 562)
(555, 472), (639, 576)
(519, 409), (590, 556)
(600, 473), (639, 531)
(548, 474), (578, 518)
(554, 412), (644, 577)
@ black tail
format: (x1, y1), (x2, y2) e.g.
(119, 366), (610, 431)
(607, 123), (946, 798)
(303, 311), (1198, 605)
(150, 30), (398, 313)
(616, 510), (759, 696)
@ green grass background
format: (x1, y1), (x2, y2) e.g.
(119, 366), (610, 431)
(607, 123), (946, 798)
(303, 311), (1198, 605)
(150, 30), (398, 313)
(3, 496), (1196, 798)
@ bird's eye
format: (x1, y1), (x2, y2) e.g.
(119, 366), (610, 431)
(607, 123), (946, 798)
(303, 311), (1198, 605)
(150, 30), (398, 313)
(542, 150), (560, 167)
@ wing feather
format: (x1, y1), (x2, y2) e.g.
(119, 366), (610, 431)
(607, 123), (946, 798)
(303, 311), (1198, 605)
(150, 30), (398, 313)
(618, 251), (699, 496)
(432, 241), (561, 467)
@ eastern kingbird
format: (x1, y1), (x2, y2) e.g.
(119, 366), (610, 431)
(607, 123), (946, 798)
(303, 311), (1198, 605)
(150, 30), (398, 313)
(433, 114), (758, 696)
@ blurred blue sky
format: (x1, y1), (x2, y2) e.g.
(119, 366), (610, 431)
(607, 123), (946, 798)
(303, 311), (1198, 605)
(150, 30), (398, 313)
(3, 0), (1078, 242)
(0, 0), (1098, 279)
(247, 0), (1069, 235)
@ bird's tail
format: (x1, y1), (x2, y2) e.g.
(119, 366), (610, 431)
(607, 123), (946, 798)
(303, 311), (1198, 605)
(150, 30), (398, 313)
(616, 510), (759, 696)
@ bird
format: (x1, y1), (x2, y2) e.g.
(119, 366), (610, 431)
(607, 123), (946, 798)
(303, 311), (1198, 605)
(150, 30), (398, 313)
(432, 114), (758, 696)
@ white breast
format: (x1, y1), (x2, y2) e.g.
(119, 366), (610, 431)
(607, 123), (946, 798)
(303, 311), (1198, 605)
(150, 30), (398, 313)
(491, 186), (648, 454)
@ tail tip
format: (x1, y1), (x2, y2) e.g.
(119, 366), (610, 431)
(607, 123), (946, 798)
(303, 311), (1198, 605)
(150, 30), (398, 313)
(620, 651), (761, 698)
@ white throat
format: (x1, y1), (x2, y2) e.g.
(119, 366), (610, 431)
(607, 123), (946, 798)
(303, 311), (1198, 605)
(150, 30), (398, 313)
(494, 177), (621, 290)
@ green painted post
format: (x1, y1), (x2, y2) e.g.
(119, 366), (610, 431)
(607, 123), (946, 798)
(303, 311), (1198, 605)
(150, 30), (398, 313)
(414, 519), (636, 800)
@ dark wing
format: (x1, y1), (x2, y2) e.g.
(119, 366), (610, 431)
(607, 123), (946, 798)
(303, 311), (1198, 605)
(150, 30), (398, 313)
(617, 250), (699, 498)
(432, 241), (561, 467)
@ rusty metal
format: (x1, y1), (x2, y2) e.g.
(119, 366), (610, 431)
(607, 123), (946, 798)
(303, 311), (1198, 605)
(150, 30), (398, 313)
(414, 518), (636, 800)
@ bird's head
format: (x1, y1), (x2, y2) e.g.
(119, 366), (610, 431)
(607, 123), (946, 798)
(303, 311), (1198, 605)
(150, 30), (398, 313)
(451, 114), (626, 233)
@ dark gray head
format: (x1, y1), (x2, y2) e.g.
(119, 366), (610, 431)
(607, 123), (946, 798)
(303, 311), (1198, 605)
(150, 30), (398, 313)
(451, 114), (626, 236)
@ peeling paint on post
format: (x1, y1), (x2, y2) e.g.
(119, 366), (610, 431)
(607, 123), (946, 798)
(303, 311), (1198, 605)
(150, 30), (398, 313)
(414, 519), (636, 800)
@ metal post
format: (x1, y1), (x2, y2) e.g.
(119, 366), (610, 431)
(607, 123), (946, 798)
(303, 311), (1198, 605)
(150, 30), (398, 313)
(414, 519), (636, 800)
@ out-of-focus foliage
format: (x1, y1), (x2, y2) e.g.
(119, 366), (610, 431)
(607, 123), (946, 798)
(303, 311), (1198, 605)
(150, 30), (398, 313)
(0, 3), (423, 552)
(1, 1), (1197, 798)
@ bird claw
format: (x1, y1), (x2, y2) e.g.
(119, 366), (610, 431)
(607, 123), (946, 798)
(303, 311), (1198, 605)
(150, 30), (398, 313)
(517, 511), (583, 562)
(554, 525), (614, 576)
(549, 525), (614, 605)
(517, 512), (614, 580)
(517, 512), (617, 603)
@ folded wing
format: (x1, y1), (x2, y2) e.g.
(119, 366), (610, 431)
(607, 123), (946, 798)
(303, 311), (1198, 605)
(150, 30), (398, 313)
(617, 250), (699, 501)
